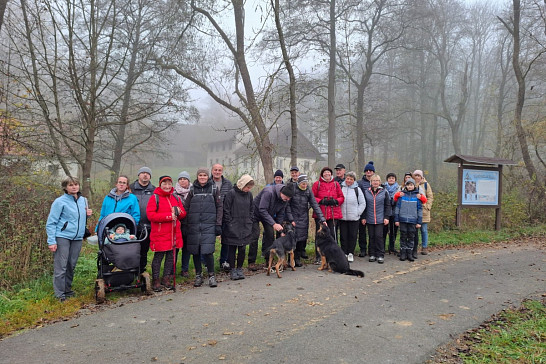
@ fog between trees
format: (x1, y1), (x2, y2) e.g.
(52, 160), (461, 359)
(0, 0), (544, 197)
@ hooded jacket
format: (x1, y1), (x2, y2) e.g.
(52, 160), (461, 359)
(184, 179), (223, 255)
(252, 184), (294, 226)
(98, 188), (140, 229)
(312, 177), (344, 220)
(46, 193), (88, 245)
(340, 182), (366, 221)
(289, 182), (325, 242)
(146, 187), (186, 252)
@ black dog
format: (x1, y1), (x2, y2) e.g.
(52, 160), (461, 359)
(267, 223), (297, 278)
(315, 224), (364, 277)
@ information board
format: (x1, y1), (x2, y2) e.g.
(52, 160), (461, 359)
(462, 169), (499, 205)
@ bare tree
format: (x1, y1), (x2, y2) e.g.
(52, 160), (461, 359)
(0, 0), (7, 33)
(498, 0), (546, 198)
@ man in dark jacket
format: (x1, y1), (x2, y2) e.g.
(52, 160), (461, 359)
(130, 166), (155, 273)
(334, 163), (346, 183)
(247, 184), (294, 271)
(211, 164), (233, 272)
(357, 161), (375, 257)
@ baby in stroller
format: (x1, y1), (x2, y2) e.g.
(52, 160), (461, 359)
(104, 223), (136, 245)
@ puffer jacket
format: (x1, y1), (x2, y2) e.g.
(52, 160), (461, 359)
(253, 184), (294, 226)
(394, 188), (422, 224)
(340, 182), (366, 221)
(146, 187), (186, 252)
(130, 181), (155, 228)
(221, 186), (253, 246)
(363, 186), (392, 224)
(46, 193), (88, 245)
(184, 180), (223, 255)
(312, 177), (344, 220)
(289, 182), (325, 242)
(98, 188), (140, 227)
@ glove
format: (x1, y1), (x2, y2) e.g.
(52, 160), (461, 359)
(215, 225), (222, 236)
(332, 199), (339, 206)
(173, 206), (180, 217)
(319, 198), (328, 205)
(325, 198), (335, 206)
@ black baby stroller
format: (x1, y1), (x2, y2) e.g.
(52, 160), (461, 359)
(95, 212), (152, 303)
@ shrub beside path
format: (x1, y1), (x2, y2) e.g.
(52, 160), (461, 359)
(0, 238), (544, 363)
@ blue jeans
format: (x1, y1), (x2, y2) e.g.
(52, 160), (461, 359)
(420, 223), (428, 248)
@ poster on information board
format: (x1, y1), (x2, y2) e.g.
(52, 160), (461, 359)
(462, 169), (499, 206)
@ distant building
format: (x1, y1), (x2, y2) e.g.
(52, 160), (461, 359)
(205, 127), (324, 183)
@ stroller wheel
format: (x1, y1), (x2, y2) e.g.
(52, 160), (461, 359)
(140, 272), (152, 295)
(95, 279), (106, 304)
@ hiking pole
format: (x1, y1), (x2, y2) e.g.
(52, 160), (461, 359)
(331, 204), (336, 243)
(171, 208), (177, 292)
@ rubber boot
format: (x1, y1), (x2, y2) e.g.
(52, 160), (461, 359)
(399, 249), (406, 261)
(407, 249), (415, 262)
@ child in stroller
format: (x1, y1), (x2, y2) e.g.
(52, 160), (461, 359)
(104, 223), (136, 245)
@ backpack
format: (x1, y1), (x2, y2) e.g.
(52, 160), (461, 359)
(154, 193), (183, 211)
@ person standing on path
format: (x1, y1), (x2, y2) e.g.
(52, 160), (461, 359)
(98, 175), (140, 225)
(339, 171), (366, 262)
(394, 178), (422, 262)
(357, 161), (375, 257)
(46, 176), (92, 302)
(412, 169), (433, 257)
(211, 164), (233, 273)
(130, 167), (155, 273)
(173, 171), (191, 278)
(362, 174), (391, 264)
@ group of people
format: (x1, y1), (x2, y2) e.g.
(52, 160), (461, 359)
(46, 161), (433, 301)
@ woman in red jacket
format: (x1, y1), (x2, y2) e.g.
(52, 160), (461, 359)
(312, 167), (344, 262)
(146, 175), (186, 291)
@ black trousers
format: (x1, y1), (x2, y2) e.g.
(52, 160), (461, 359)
(383, 217), (398, 252)
(193, 251), (215, 276)
(227, 245), (246, 269)
(295, 240), (307, 259)
(248, 221), (275, 264)
(367, 223), (385, 258)
(399, 223), (416, 252)
(139, 226), (151, 273)
(339, 220), (359, 255)
(358, 223), (368, 255)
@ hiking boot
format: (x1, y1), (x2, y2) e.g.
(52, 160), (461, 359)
(194, 274), (203, 287)
(412, 252), (418, 260)
(237, 268), (245, 280)
(230, 270), (238, 280)
(369, 256), (376, 262)
(161, 275), (173, 289)
(209, 275), (218, 288)
(248, 263), (258, 272)
(377, 256), (384, 264)
(407, 252), (415, 262)
(180, 271), (189, 278)
(421, 247), (428, 255)
(358, 252), (367, 258)
(388, 249), (399, 255)
(152, 278), (162, 292)
(221, 262), (231, 272)
(314, 257), (321, 265)
(295, 258), (303, 267)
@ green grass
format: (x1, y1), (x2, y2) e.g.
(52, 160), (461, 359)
(460, 299), (546, 363)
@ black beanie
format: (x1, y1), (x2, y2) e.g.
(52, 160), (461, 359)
(274, 169), (284, 178)
(280, 185), (294, 198)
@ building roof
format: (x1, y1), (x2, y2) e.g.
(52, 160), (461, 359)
(444, 154), (517, 166)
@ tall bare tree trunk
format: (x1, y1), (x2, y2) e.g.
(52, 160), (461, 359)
(0, 0), (7, 33)
(273, 0), (297, 167)
(327, 0), (336, 167)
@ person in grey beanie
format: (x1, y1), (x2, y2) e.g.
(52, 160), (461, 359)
(130, 166), (155, 273)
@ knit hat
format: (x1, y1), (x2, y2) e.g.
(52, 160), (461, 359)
(137, 166), (152, 177)
(280, 185), (294, 198)
(297, 174), (309, 184)
(405, 178), (416, 186)
(404, 172), (413, 179)
(413, 169), (424, 177)
(386, 172), (397, 180)
(335, 163), (346, 170)
(274, 169), (284, 178)
(178, 171), (190, 181)
(320, 166), (333, 177)
(364, 161), (375, 172)
(112, 223), (127, 233)
(196, 167), (209, 176)
(158, 175), (172, 185)
(236, 174), (254, 190)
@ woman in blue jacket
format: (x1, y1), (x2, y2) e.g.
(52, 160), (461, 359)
(97, 175), (140, 226)
(46, 176), (92, 301)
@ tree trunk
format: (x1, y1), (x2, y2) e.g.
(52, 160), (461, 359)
(327, 0), (336, 167)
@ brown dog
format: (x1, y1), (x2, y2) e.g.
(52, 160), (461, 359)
(267, 224), (297, 278)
